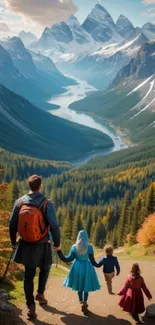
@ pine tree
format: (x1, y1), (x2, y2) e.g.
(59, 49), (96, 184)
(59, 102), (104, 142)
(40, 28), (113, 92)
(62, 214), (72, 254)
(90, 222), (96, 242)
(146, 184), (155, 215)
(62, 214), (72, 241)
(86, 216), (92, 238)
(130, 196), (142, 237)
(92, 219), (105, 247)
(72, 213), (83, 242)
(117, 191), (131, 247)
(8, 179), (20, 210)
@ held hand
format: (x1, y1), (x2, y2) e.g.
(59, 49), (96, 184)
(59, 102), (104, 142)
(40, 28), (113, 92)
(12, 243), (17, 250)
(116, 272), (120, 276)
(54, 245), (61, 251)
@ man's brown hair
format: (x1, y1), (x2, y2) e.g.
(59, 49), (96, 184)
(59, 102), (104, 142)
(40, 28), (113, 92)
(104, 244), (114, 256)
(28, 175), (42, 192)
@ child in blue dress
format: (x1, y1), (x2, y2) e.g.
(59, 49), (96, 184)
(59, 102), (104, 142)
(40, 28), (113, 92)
(57, 230), (101, 313)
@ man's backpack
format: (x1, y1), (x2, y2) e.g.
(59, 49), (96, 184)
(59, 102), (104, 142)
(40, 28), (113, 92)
(18, 199), (48, 243)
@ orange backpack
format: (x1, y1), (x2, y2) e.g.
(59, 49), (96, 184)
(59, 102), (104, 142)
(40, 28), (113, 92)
(18, 199), (48, 243)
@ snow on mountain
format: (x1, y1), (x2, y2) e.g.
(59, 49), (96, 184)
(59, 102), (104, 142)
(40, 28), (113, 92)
(0, 36), (36, 77)
(65, 15), (93, 44)
(91, 35), (142, 58)
(0, 37), (75, 111)
(82, 4), (122, 43)
(127, 75), (155, 96)
(29, 50), (76, 87)
(32, 15), (94, 54)
(55, 33), (148, 90)
(18, 30), (38, 46)
(116, 15), (135, 39)
(113, 41), (155, 86)
(0, 44), (55, 111)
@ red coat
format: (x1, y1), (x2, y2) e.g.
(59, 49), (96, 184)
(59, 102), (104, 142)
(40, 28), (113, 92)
(118, 275), (152, 315)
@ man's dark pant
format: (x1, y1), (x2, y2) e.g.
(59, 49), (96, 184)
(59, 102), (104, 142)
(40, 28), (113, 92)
(24, 265), (51, 306)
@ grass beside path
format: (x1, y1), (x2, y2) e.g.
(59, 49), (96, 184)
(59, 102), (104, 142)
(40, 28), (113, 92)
(116, 244), (155, 261)
(0, 266), (67, 306)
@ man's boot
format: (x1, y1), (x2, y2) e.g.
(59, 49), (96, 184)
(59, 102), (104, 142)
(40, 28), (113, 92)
(27, 304), (37, 319)
(36, 293), (48, 305)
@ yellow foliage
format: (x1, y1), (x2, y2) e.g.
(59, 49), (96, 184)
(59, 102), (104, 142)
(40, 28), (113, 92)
(137, 214), (155, 246)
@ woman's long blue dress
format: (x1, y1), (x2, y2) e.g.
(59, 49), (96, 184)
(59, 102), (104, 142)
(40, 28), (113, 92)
(63, 244), (101, 292)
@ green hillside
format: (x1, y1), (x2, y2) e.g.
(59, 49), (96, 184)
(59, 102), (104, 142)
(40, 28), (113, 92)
(70, 84), (155, 143)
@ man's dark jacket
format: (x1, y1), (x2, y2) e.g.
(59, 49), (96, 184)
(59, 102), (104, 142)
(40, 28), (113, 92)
(9, 192), (60, 269)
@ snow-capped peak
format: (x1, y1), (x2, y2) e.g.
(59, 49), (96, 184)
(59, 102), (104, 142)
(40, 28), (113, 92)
(82, 4), (122, 43)
(94, 4), (109, 13)
(87, 4), (115, 26)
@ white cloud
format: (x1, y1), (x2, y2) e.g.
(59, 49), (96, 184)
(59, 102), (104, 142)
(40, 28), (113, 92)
(142, 8), (155, 16)
(143, 0), (155, 4)
(0, 21), (10, 32)
(4, 0), (78, 26)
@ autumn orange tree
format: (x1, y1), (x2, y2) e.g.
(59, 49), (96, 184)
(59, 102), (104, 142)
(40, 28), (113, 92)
(137, 214), (155, 246)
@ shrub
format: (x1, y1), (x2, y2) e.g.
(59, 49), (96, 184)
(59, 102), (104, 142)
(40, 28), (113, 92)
(126, 234), (137, 246)
(137, 214), (155, 246)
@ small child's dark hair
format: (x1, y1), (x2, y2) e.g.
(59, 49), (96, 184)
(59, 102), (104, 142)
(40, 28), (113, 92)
(104, 244), (114, 256)
(130, 263), (141, 277)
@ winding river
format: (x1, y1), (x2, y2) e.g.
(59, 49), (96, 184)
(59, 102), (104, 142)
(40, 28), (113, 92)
(49, 77), (127, 166)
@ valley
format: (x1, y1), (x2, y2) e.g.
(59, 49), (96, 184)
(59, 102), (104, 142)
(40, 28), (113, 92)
(49, 76), (127, 165)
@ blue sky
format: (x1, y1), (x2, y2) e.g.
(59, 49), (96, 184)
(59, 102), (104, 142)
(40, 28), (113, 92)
(0, 0), (155, 37)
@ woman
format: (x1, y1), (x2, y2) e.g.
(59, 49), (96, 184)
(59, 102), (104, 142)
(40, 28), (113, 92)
(57, 230), (101, 314)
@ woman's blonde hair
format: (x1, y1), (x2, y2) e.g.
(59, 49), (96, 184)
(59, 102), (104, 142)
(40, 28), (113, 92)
(75, 230), (89, 255)
(104, 244), (114, 256)
(130, 263), (141, 277)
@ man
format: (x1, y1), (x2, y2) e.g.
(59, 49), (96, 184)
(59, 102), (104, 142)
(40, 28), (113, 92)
(9, 175), (60, 319)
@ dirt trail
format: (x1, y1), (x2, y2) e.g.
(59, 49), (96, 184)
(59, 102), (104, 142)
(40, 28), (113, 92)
(18, 259), (155, 325)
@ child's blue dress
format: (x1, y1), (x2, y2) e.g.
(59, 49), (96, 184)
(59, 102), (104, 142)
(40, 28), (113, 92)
(63, 245), (101, 292)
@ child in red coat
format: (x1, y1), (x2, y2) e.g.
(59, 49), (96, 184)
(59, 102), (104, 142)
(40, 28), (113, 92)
(118, 263), (152, 324)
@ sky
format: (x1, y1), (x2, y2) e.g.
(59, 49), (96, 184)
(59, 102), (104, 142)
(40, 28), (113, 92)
(0, 0), (155, 37)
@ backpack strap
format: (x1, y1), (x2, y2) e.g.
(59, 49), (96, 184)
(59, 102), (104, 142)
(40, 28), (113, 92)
(18, 197), (48, 214)
(18, 198), (24, 209)
(39, 198), (48, 214)
(42, 199), (48, 214)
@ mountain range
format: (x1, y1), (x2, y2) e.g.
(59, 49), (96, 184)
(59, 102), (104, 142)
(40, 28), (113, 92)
(1, 3), (155, 161)
(31, 4), (155, 90)
(0, 36), (76, 110)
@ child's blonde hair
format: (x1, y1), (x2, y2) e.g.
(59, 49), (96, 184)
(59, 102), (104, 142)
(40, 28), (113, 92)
(130, 263), (141, 277)
(104, 244), (114, 256)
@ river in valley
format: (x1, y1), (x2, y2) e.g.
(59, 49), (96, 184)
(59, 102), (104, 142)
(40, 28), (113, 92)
(49, 77), (127, 166)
